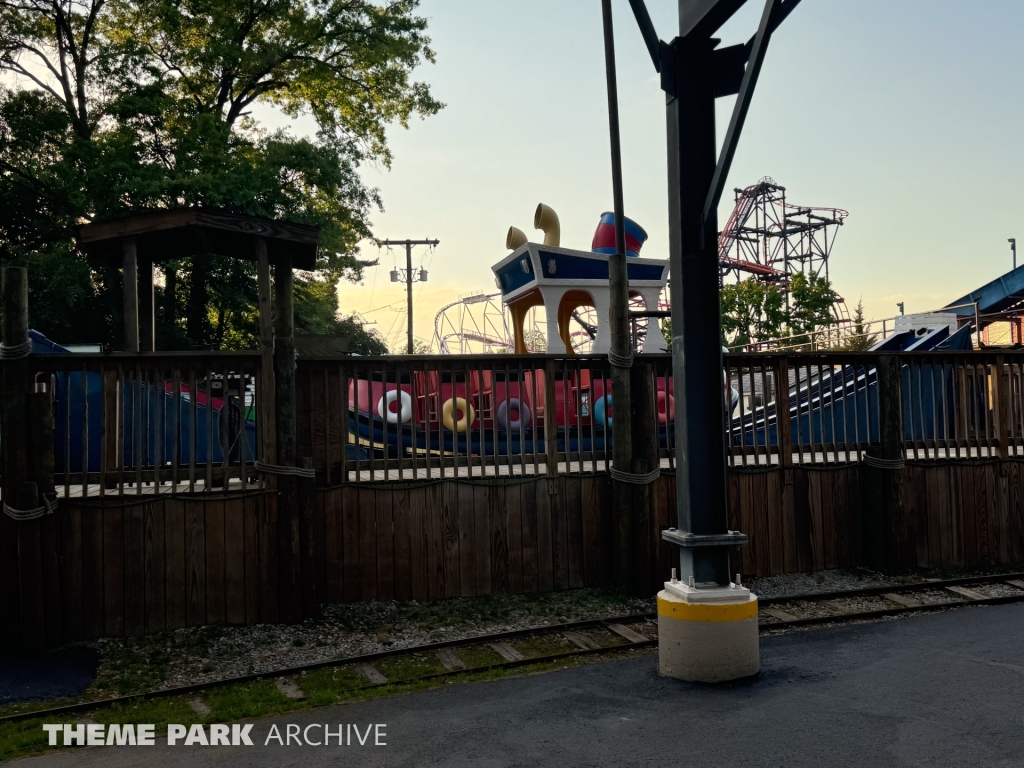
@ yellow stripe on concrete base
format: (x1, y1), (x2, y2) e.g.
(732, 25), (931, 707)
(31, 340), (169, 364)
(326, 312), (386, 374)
(657, 594), (758, 623)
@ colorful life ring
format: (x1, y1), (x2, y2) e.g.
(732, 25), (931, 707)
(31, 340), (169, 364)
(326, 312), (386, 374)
(442, 397), (475, 432)
(496, 397), (531, 430)
(656, 391), (675, 424)
(594, 394), (612, 428)
(377, 389), (412, 424)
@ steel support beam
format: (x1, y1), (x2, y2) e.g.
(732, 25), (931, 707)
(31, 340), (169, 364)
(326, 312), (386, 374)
(664, 33), (732, 586)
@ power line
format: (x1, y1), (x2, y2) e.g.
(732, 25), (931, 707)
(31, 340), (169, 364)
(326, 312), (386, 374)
(379, 238), (439, 354)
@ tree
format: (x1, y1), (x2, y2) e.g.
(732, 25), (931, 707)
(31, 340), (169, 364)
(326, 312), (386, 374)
(831, 299), (877, 351)
(0, 0), (441, 348)
(719, 277), (786, 348)
(787, 272), (839, 348)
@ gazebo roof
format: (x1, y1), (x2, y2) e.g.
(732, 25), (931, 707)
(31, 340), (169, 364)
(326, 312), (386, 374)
(76, 208), (320, 270)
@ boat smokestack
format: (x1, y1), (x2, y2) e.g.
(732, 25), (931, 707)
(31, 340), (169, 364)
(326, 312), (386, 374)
(534, 203), (560, 247)
(506, 226), (528, 250)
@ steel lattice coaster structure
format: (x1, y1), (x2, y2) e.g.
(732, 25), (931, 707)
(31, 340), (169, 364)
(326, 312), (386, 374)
(718, 176), (851, 323)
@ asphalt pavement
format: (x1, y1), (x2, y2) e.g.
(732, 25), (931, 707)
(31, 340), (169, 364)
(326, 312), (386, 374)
(16, 603), (1024, 767)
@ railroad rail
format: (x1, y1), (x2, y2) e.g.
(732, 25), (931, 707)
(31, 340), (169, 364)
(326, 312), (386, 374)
(5, 572), (1024, 725)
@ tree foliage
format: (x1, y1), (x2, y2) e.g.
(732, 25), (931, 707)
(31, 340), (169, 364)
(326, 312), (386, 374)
(0, 0), (441, 351)
(719, 278), (787, 348)
(718, 274), (841, 349)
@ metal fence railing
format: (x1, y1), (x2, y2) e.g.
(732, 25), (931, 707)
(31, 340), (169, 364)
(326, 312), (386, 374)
(25, 349), (1024, 494)
(34, 352), (262, 497)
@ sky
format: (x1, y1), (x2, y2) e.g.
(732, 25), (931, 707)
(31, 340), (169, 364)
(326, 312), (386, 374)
(279, 1), (1024, 351)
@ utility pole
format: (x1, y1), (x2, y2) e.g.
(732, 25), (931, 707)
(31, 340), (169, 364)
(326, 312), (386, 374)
(1010, 238), (1016, 270)
(381, 239), (439, 353)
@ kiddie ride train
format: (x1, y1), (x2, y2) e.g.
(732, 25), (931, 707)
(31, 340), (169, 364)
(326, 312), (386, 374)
(349, 205), (676, 457)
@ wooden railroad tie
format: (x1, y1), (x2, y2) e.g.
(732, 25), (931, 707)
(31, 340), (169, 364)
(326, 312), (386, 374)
(606, 623), (648, 643)
(760, 606), (799, 623)
(882, 592), (922, 608)
(274, 677), (306, 700)
(1004, 579), (1024, 591)
(488, 642), (525, 662)
(944, 585), (987, 601)
(436, 648), (466, 671)
(563, 631), (602, 651)
(357, 665), (388, 685)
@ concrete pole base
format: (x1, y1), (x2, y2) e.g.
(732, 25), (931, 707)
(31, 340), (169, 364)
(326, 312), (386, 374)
(657, 589), (760, 683)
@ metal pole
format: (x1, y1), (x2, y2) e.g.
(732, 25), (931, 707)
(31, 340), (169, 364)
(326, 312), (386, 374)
(602, 0), (636, 592)
(1010, 238), (1017, 270)
(406, 241), (414, 354)
(665, 33), (733, 587)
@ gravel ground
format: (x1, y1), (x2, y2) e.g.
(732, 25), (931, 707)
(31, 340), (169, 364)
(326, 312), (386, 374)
(63, 566), (1024, 703)
(745, 568), (922, 598)
(86, 590), (654, 698)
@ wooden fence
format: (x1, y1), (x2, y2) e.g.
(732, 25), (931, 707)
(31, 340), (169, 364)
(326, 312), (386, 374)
(6, 458), (1024, 652)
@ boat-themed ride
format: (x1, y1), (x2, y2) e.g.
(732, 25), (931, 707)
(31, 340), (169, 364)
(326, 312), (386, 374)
(349, 204), (678, 458)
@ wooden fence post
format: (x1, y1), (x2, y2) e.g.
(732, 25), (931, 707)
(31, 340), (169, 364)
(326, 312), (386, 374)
(273, 255), (302, 622)
(630, 361), (658, 595)
(993, 355), (1010, 463)
(543, 358), (558, 490)
(2, 267), (33, 511)
(865, 354), (907, 571)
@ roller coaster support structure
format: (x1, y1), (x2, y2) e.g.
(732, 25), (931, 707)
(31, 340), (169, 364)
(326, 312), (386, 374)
(627, 0), (802, 681)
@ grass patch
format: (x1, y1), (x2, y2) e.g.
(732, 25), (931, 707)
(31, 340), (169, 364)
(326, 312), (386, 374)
(0, 646), (656, 763)
(451, 644), (504, 669)
(510, 634), (575, 659)
(377, 653), (446, 681)
(205, 680), (299, 722)
(299, 667), (369, 707)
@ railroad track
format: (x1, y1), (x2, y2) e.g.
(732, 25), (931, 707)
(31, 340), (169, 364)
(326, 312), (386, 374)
(5, 571), (1024, 725)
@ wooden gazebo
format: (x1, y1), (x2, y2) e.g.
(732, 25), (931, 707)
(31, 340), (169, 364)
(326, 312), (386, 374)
(76, 208), (319, 353)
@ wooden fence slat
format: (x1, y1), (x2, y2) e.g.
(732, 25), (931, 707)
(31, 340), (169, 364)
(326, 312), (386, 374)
(473, 483), (492, 596)
(822, 469), (839, 570)
(579, 477), (599, 587)
(960, 465), (978, 567)
(564, 476), (584, 590)
(535, 479), (554, 593)
(205, 498), (226, 625)
(18, 520), (46, 649)
(358, 486), (379, 602)
(441, 482), (460, 599)
(40, 513), (63, 648)
(258, 493), (279, 623)
(521, 478), (539, 593)
(766, 471), (785, 575)
(1011, 462), (1024, 565)
(102, 507), (125, 637)
(754, 473), (772, 576)
(224, 497), (246, 625)
(793, 469), (813, 573)
(506, 481), (524, 594)
(123, 505), (146, 636)
(143, 500), (166, 634)
(374, 487), (395, 601)
(185, 499), (207, 627)
(164, 498), (187, 630)
(61, 504), (84, 641)
(457, 482), (477, 598)
(341, 486), (360, 604)
(392, 488), (412, 602)
(488, 483), (510, 594)
(323, 489), (344, 604)
(242, 494), (262, 623)
(407, 486), (429, 602)
(549, 477), (568, 592)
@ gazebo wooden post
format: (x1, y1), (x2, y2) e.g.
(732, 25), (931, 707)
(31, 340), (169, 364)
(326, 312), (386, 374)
(122, 237), (139, 353)
(255, 238), (277, 490)
(138, 252), (155, 352)
(273, 255), (302, 621)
